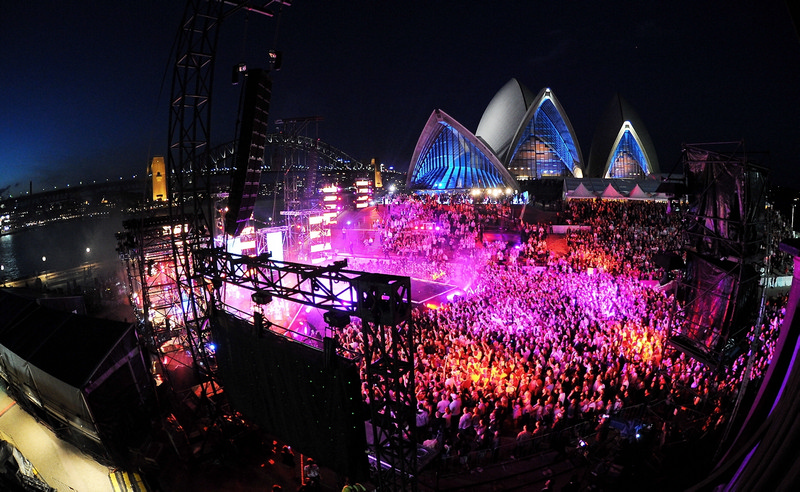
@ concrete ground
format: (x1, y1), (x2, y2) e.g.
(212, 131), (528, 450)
(0, 387), (114, 492)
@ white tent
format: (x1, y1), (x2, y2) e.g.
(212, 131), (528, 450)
(628, 183), (651, 199)
(563, 177), (675, 202)
(568, 182), (597, 199)
(600, 183), (625, 199)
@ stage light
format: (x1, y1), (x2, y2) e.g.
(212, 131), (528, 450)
(252, 291), (273, 305)
(323, 310), (351, 328)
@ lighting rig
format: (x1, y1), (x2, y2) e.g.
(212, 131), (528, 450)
(196, 250), (418, 489)
(117, 1), (420, 489)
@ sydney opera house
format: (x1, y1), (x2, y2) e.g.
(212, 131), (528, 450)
(406, 78), (661, 192)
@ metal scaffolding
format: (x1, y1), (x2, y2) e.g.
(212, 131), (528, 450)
(196, 250), (419, 490)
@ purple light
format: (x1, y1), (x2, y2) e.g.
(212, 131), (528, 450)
(446, 291), (463, 302)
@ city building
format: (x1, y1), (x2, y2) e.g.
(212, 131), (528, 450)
(149, 156), (167, 202)
(586, 93), (660, 179)
(406, 109), (518, 192)
(407, 79), (584, 191)
(407, 79), (661, 191)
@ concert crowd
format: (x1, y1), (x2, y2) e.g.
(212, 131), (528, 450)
(335, 195), (788, 469)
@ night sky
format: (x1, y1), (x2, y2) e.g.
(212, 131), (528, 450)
(1, 1), (799, 198)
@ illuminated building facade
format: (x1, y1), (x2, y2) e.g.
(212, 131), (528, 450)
(372, 158), (383, 189)
(407, 80), (662, 191)
(504, 88), (584, 180)
(149, 156), (167, 202)
(407, 109), (518, 192)
(407, 79), (585, 191)
(586, 93), (660, 179)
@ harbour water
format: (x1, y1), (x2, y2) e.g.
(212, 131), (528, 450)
(0, 213), (125, 282)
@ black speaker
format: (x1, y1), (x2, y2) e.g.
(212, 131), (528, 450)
(323, 309), (351, 328)
(226, 69), (271, 237)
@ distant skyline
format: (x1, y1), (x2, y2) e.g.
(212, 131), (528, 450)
(1, 1), (799, 197)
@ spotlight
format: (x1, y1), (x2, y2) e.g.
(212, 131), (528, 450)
(324, 309), (351, 328)
(252, 291), (273, 305)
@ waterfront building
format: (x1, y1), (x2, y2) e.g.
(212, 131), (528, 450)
(586, 93), (660, 179)
(407, 79), (661, 191)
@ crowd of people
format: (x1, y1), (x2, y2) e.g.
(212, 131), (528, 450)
(331, 194), (789, 471)
(352, 195), (518, 284)
(560, 199), (684, 280)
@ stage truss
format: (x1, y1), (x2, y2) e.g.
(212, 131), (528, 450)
(195, 250), (418, 490)
(280, 208), (333, 262)
(668, 142), (770, 368)
(117, 2), (419, 488)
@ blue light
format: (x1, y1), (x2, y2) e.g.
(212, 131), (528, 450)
(607, 129), (648, 178)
